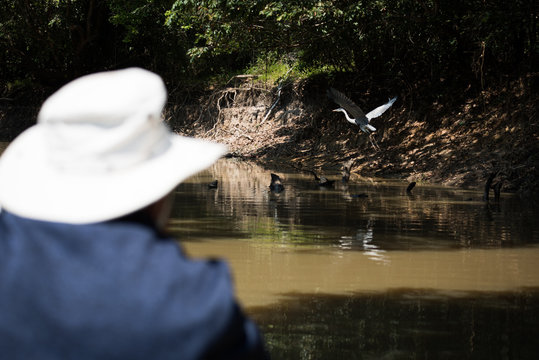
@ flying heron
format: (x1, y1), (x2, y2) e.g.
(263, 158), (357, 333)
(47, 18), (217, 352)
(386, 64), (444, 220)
(327, 88), (397, 148)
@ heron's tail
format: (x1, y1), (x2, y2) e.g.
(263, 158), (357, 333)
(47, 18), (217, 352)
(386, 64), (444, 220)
(366, 124), (376, 132)
(359, 124), (376, 133)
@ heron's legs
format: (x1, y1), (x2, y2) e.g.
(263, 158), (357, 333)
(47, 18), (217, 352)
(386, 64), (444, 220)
(368, 134), (381, 151)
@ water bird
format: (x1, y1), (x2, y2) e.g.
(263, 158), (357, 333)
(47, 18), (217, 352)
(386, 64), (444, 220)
(208, 180), (218, 189)
(309, 170), (335, 188)
(406, 181), (416, 193)
(483, 171), (505, 202)
(269, 173), (284, 193)
(327, 87), (397, 134)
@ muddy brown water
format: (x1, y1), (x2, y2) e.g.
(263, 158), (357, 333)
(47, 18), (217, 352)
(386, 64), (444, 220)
(2, 142), (539, 358)
(175, 159), (539, 359)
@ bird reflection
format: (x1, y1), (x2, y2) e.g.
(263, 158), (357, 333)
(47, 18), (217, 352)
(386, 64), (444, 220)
(336, 223), (389, 264)
(360, 227), (389, 265)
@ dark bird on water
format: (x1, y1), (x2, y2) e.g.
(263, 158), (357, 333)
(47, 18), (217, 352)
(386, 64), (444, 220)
(269, 173), (284, 193)
(208, 180), (218, 189)
(309, 170), (335, 188)
(483, 171), (504, 202)
(406, 181), (416, 193)
(327, 87), (397, 134)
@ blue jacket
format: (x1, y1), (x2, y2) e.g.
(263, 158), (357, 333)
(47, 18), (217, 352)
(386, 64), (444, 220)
(0, 210), (266, 359)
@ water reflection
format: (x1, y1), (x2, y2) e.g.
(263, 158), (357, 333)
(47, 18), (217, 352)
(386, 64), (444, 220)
(359, 221), (390, 265)
(173, 159), (539, 358)
(338, 220), (390, 265)
(173, 158), (539, 250)
(249, 289), (539, 359)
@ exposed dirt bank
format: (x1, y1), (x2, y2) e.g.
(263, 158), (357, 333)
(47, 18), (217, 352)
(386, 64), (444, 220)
(170, 74), (538, 197)
(1, 73), (537, 197)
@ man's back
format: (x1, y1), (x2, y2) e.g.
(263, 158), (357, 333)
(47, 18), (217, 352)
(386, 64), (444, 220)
(0, 211), (265, 359)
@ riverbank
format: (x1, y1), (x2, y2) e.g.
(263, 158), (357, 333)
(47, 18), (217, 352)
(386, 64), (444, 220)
(168, 73), (538, 197)
(1, 73), (537, 196)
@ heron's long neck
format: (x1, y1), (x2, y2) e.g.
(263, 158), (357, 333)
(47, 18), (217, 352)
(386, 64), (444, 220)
(338, 108), (355, 124)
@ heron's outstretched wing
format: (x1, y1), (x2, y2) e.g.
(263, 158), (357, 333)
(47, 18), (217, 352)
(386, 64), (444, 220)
(365, 97), (397, 120)
(327, 88), (367, 121)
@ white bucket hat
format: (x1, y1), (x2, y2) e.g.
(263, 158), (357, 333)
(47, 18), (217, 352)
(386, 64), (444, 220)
(0, 68), (227, 224)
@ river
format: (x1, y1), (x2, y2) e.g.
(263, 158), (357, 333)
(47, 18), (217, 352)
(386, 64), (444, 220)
(175, 158), (539, 359)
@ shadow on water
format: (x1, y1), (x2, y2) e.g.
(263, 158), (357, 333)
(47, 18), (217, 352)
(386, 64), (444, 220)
(249, 289), (539, 360)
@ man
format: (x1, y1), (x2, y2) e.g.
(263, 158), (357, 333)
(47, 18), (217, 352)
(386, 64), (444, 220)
(0, 68), (267, 359)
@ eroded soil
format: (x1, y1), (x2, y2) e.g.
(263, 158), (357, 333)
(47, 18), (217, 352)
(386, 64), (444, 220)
(169, 75), (538, 197)
(1, 74), (537, 197)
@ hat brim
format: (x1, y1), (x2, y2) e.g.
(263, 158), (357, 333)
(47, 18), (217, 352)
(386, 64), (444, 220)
(0, 125), (227, 224)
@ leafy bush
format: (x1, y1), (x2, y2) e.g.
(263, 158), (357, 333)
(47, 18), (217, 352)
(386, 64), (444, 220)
(1, 0), (535, 95)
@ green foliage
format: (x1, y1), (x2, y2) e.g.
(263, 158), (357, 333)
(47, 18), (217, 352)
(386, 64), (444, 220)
(243, 52), (294, 84)
(108, 0), (189, 78)
(164, 0), (265, 76)
(162, 0), (538, 89)
(1, 0), (536, 94)
(1, 1), (70, 84)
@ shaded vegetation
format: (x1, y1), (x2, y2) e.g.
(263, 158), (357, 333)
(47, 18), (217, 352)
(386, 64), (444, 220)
(2, 0), (535, 93)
